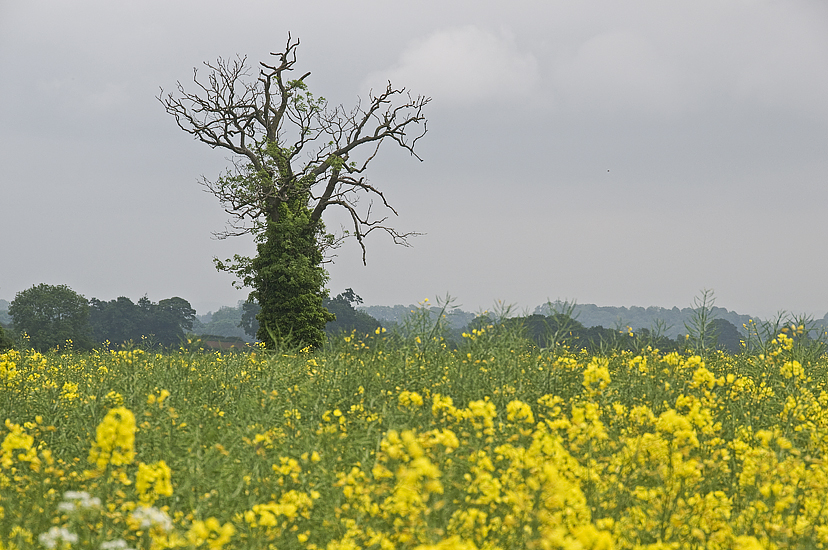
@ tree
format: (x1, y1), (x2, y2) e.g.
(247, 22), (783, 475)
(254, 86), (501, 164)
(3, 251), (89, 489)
(323, 288), (381, 337)
(89, 295), (196, 348)
(153, 297), (197, 345)
(710, 318), (743, 354)
(240, 300), (261, 340)
(9, 284), (91, 351)
(0, 325), (13, 351)
(160, 35), (429, 348)
(196, 304), (250, 341)
(89, 297), (141, 346)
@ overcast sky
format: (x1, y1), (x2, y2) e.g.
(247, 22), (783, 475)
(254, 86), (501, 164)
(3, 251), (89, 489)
(1, 0), (827, 319)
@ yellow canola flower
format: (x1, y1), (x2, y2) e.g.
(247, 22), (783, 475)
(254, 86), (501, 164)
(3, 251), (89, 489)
(104, 391), (124, 406)
(506, 400), (535, 424)
(413, 535), (479, 550)
(186, 517), (235, 549)
(87, 406), (136, 471)
(0, 351), (19, 383)
(772, 332), (794, 351)
(572, 524), (614, 550)
(733, 535), (765, 550)
(432, 394), (459, 419)
(419, 428), (460, 452)
(1, 420), (40, 471)
(245, 490), (317, 527)
(60, 382), (79, 402)
(146, 389), (170, 406)
(462, 400), (497, 435)
(655, 409), (699, 450)
(136, 460), (173, 505)
(399, 390), (424, 409)
(690, 365), (716, 390)
(583, 358), (612, 391)
(780, 360), (805, 380)
(630, 355), (648, 374)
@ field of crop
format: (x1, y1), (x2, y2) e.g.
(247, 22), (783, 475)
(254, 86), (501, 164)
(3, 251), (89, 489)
(3, 316), (828, 550)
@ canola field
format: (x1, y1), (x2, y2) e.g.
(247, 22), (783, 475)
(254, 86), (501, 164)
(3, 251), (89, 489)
(3, 323), (828, 550)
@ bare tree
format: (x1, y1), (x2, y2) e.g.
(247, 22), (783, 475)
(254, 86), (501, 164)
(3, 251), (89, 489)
(160, 34), (429, 262)
(160, 35), (429, 348)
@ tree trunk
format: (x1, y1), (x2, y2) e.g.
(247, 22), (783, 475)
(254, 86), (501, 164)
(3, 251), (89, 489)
(252, 201), (334, 349)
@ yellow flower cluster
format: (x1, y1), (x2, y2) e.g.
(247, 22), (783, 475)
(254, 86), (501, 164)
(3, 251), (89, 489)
(136, 460), (173, 505)
(87, 406), (136, 471)
(0, 350), (19, 385)
(1, 420), (39, 471)
(398, 390), (425, 409)
(59, 381), (79, 402)
(186, 517), (236, 549)
(147, 389), (171, 406)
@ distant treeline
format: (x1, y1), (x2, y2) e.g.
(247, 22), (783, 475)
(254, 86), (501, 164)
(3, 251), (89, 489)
(3, 290), (827, 354)
(362, 301), (828, 341)
(359, 303), (741, 353)
(0, 285), (198, 351)
(468, 312), (745, 353)
(0, 286), (381, 352)
(534, 302), (757, 340)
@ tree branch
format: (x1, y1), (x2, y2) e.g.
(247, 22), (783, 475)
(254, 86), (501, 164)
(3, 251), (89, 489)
(160, 36), (429, 262)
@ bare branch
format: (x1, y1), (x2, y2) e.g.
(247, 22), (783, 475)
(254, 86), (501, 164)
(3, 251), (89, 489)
(160, 35), (429, 263)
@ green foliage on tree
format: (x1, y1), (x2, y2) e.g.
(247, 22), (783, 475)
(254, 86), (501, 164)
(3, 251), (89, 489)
(0, 299), (11, 326)
(324, 288), (381, 337)
(89, 297), (140, 345)
(9, 284), (92, 351)
(89, 295), (195, 348)
(154, 297), (197, 343)
(711, 318), (743, 353)
(89, 296), (195, 348)
(240, 300), (261, 340)
(161, 36), (428, 349)
(467, 307), (683, 354)
(195, 305), (250, 341)
(0, 325), (13, 351)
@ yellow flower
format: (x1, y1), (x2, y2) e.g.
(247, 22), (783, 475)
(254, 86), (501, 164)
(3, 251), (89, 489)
(733, 535), (764, 550)
(582, 359), (611, 391)
(87, 407), (136, 471)
(136, 460), (173, 505)
(399, 391), (424, 409)
(506, 400), (534, 424)
(1, 420), (40, 470)
(60, 382), (80, 402)
(186, 518), (235, 549)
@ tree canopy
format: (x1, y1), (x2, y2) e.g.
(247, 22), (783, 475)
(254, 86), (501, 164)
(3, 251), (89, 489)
(9, 284), (92, 351)
(89, 296), (196, 348)
(323, 289), (381, 337)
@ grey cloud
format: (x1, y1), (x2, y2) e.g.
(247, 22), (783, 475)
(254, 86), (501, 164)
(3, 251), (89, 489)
(541, 1), (828, 119)
(363, 26), (540, 106)
(550, 29), (699, 117)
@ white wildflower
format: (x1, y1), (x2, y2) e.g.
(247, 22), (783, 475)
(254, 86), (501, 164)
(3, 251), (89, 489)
(101, 540), (133, 550)
(38, 526), (78, 549)
(58, 490), (101, 512)
(130, 505), (173, 532)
